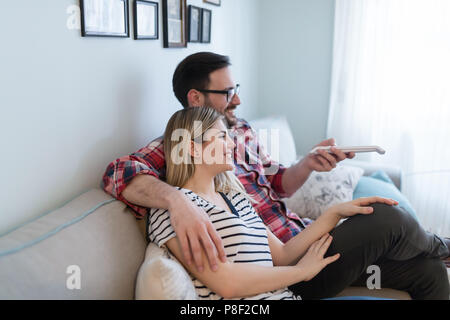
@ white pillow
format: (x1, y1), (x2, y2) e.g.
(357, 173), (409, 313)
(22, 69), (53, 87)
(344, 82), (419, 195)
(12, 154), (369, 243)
(248, 116), (297, 166)
(284, 165), (364, 220)
(135, 243), (198, 300)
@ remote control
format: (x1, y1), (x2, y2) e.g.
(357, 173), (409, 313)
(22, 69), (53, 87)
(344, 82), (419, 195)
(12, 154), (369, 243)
(309, 146), (386, 155)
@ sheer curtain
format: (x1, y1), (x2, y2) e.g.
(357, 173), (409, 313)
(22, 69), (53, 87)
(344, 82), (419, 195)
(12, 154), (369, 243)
(328, 0), (450, 236)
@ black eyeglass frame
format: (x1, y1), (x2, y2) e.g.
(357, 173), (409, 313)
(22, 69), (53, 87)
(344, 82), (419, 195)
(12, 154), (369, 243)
(197, 84), (240, 102)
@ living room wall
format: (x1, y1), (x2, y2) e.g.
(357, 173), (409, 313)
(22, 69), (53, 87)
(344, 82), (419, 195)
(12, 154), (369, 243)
(257, 0), (336, 156)
(0, 0), (261, 234)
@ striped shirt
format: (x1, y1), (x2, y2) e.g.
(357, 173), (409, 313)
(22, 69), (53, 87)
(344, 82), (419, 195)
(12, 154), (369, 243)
(147, 187), (300, 300)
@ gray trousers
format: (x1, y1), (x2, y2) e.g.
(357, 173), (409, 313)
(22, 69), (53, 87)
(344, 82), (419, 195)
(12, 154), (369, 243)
(289, 203), (449, 300)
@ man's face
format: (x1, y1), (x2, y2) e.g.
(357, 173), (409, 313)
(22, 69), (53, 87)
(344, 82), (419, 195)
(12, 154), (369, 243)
(202, 67), (241, 127)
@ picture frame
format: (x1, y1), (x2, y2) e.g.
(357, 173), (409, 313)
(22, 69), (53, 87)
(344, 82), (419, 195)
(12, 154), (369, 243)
(80, 0), (130, 38)
(162, 0), (187, 48)
(203, 0), (221, 6)
(188, 5), (202, 43)
(133, 0), (159, 40)
(201, 8), (212, 43)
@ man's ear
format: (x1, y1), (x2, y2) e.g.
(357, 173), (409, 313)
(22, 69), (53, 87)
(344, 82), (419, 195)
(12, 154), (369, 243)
(187, 89), (203, 107)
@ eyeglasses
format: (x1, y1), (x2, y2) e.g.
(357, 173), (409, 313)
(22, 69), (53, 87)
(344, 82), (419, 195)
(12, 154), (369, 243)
(197, 84), (240, 103)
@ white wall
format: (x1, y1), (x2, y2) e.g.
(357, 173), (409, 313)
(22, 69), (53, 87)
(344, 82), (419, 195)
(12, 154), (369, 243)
(0, 0), (261, 234)
(257, 0), (336, 155)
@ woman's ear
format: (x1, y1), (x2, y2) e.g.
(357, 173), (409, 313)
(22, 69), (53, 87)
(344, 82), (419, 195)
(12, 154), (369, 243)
(190, 140), (201, 160)
(187, 89), (203, 107)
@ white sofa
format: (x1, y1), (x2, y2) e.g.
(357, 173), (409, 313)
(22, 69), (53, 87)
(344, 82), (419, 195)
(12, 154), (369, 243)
(0, 116), (417, 300)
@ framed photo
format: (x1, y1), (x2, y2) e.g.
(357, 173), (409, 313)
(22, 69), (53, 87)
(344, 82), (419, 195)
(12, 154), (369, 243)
(201, 8), (212, 43)
(162, 0), (187, 48)
(133, 0), (158, 40)
(203, 0), (221, 6)
(80, 0), (130, 37)
(188, 5), (202, 43)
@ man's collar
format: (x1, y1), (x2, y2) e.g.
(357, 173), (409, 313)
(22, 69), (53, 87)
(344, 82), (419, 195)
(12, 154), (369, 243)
(231, 118), (250, 130)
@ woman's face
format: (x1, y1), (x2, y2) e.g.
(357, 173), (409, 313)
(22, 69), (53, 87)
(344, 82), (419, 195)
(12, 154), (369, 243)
(194, 120), (235, 174)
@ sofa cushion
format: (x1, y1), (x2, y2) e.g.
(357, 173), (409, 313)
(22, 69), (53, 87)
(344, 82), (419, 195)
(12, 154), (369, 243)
(135, 243), (197, 300)
(353, 170), (419, 221)
(0, 188), (146, 299)
(284, 165), (364, 220)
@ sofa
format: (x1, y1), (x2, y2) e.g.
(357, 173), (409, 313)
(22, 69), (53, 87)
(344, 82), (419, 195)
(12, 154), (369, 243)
(2, 116), (438, 300)
(0, 167), (414, 300)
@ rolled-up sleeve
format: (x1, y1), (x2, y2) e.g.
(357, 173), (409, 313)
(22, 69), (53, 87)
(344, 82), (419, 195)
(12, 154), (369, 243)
(101, 138), (166, 218)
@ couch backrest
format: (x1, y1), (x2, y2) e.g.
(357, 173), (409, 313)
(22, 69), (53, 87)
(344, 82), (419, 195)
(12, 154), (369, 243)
(0, 189), (146, 299)
(249, 116), (298, 166)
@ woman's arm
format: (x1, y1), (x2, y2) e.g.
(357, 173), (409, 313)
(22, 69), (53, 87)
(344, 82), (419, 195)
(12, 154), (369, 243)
(268, 209), (341, 266)
(283, 209), (340, 265)
(165, 234), (336, 299)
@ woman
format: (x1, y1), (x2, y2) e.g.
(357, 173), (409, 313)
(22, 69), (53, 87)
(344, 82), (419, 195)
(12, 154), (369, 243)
(147, 107), (449, 300)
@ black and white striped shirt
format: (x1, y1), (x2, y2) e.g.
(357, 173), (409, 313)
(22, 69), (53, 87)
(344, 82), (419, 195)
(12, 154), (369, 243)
(147, 187), (298, 300)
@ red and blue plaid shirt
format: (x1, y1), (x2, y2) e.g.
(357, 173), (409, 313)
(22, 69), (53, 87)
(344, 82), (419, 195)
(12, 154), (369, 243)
(101, 118), (309, 243)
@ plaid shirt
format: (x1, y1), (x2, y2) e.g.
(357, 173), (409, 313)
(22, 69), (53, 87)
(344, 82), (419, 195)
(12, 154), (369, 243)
(101, 118), (309, 243)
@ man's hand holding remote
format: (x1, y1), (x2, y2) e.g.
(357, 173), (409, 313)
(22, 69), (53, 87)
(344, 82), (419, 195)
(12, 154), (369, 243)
(305, 138), (356, 172)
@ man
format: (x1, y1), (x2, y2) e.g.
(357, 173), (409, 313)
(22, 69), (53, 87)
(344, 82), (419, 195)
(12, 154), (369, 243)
(102, 52), (449, 299)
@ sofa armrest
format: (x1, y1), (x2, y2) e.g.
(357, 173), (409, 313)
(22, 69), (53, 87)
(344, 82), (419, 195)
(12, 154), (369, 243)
(342, 159), (403, 191)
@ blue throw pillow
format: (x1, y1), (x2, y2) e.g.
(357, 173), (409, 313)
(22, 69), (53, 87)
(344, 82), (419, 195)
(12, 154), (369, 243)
(353, 170), (419, 221)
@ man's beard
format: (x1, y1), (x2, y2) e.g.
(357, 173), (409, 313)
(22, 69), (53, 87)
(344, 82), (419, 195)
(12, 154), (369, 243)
(203, 97), (238, 128)
(224, 105), (238, 127)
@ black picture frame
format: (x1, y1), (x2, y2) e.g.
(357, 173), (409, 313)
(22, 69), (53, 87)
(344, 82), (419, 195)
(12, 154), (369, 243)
(80, 0), (130, 38)
(204, 0), (221, 6)
(162, 0), (187, 48)
(201, 8), (212, 43)
(133, 0), (159, 40)
(188, 5), (202, 43)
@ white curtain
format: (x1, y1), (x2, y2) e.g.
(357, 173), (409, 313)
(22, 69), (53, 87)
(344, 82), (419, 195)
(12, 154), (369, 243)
(328, 0), (450, 236)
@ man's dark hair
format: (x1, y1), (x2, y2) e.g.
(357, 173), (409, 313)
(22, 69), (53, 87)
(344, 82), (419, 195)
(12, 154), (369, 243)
(172, 52), (231, 108)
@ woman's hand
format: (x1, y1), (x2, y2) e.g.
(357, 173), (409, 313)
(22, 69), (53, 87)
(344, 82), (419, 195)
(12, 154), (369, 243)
(295, 234), (340, 282)
(329, 196), (399, 219)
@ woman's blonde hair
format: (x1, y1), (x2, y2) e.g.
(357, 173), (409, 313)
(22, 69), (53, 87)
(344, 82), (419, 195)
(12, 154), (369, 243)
(163, 107), (248, 196)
